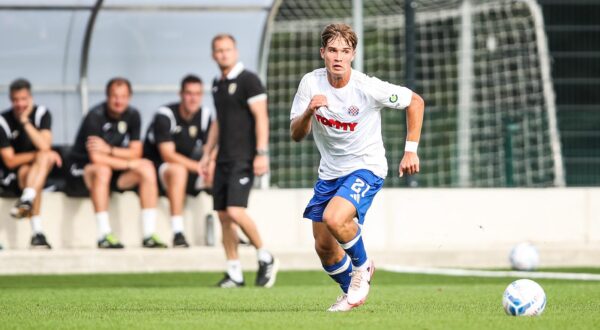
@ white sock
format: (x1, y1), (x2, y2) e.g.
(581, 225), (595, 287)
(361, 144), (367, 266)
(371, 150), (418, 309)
(257, 248), (273, 263)
(95, 211), (111, 240)
(30, 215), (43, 234)
(21, 187), (36, 202)
(141, 208), (157, 239)
(171, 215), (184, 234)
(227, 260), (244, 283)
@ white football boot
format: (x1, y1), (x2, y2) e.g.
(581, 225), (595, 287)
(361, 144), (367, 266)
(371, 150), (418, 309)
(327, 294), (354, 312)
(346, 259), (375, 306)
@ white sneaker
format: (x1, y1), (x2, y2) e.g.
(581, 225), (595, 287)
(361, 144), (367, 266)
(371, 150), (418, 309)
(347, 259), (375, 306)
(327, 294), (354, 312)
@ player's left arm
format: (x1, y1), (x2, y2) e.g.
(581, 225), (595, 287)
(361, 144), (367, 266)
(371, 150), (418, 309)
(113, 140), (143, 160)
(108, 111), (143, 160)
(249, 98), (269, 176)
(22, 110), (62, 166)
(245, 73), (269, 177)
(399, 92), (425, 177)
(87, 111), (142, 169)
(21, 109), (51, 151)
(0, 147), (37, 169)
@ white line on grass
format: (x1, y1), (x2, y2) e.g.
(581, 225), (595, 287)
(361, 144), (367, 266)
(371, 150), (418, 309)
(381, 265), (600, 281)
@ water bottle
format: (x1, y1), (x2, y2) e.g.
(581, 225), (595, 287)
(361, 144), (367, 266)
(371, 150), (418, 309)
(205, 213), (215, 246)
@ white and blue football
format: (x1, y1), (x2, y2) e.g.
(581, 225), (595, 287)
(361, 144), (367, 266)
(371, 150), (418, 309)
(502, 279), (546, 316)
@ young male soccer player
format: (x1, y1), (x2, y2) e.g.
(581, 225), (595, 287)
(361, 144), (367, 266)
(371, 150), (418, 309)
(67, 77), (165, 249)
(290, 23), (425, 311)
(144, 74), (215, 247)
(0, 78), (61, 248)
(200, 34), (278, 288)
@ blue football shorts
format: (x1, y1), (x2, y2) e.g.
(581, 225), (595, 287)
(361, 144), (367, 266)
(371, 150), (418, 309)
(303, 169), (384, 225)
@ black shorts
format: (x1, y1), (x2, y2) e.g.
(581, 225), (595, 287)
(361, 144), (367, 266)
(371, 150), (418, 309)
(0, 167), (20, 197)
(0, 164), (59, 197)
(64, 161), (131, 197)
(212, 160), (253, 211)
(154, 162), (204, 197)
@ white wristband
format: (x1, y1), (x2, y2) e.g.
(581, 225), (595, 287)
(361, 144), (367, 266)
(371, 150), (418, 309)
(405, 141), (418, 153)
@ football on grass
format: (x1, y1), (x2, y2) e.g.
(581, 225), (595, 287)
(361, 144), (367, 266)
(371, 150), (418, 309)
(502, 279), (546, 316)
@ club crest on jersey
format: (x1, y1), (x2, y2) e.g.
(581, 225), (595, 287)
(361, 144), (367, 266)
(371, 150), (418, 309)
(118, 121), (127, 134)
(389, 94), (398, 103)
(228, 83), (237, 95)
(347, 105), (360, 116)
(189, 125), (198, 138)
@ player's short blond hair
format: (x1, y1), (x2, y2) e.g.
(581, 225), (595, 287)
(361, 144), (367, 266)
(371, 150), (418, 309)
(320, 23), (357, 50)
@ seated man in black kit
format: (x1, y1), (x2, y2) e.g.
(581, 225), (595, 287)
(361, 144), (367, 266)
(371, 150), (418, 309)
(144, 74), (215, 248)
(0, 78), (61, 248)
(66, 77), (166, 249)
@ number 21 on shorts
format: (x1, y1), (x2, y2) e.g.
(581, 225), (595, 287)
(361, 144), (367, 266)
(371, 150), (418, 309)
(350, 178), (370, 203)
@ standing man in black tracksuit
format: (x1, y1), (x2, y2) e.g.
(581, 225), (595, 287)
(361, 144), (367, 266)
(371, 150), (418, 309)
(201, 34), (278, 288)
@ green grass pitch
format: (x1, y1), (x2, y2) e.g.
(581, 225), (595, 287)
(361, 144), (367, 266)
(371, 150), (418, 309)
(0, 269), (599, 329)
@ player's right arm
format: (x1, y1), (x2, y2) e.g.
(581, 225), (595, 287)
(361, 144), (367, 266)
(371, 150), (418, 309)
(290, 74), (325, 142)
(0, 120), (36, 168)
(85, 112), (136, 170)
(87, 139), (134, 170)
(0, 147), (36, 169)
(290, 95), (327, 142)
(159, 142), (199, 173)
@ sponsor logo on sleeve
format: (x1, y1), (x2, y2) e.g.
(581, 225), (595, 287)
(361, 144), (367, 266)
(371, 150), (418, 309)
(389, 94), (398, 103)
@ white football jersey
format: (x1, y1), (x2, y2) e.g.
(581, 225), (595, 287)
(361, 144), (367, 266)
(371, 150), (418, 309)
(290, 68), (413, 180)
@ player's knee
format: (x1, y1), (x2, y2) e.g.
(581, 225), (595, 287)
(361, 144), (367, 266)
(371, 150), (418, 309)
(86, 164), (112, 184)
(225, 207), (244, 223)
(165, 163), (187, 181)
(217, 211), (233, 226)
(137, 159), (156, 182)
(322, 211), (345, 230)
(35, 150), (54, 166)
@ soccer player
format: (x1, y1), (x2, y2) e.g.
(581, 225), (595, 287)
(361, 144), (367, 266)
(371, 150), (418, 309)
(67, 77), (165, 249)
(200, 34), (278, 288)
(290, 24), (425, 311)
(0, 78), (61, 248)
(143, 74), (215, 247)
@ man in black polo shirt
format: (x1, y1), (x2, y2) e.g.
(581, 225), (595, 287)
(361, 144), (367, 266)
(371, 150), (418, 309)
(0, 78), (61, 248)
(201, 34), (278, 288)
(144, 74), (215, 248)
(67, 77), (165, 249)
